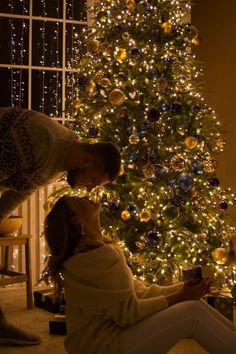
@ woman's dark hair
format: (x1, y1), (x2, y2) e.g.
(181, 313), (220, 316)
(41, 197), (84, 296)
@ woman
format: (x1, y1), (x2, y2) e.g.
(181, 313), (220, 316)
(43, 196), (236, 354)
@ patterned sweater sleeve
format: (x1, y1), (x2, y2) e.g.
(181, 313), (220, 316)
(0, 189), (33, 221)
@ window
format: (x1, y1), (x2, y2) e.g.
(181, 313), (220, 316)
(0, 0), (88, 122)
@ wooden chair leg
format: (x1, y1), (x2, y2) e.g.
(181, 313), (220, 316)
(25, 238), (33, 309)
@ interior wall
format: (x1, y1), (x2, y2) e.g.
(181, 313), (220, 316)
(192, 0), (236, 216)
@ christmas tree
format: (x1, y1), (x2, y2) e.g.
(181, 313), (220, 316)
(50, 0), (236, 288)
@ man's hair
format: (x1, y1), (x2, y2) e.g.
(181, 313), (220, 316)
(84, 142), (121, 181)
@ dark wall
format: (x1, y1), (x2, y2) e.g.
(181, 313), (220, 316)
(192, 0), (236, 215)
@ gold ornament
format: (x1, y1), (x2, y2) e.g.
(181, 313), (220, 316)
(212, 248), (229, 265)
(121, 210), (131, 221)
(191, 188), (198, 198)
(172, 61), (182, 76)
(73, 98), (82, 109)
(87, 39), (100, 53)
(192, 34), (201, 46)
(184, 136), (198, 149)
(119, 164), (125, 176)
(140, 209), (151, 222)
(156, 77), (168, 92)
(161, 22), (173, 34)
(95, 71), (104, 84)
(43, 200), (54, 213)
(76, 187), (88, 198)
(170, 154), (186, 171)
(114, 48), (127, 62)
(142, 163), (155, 178)
(100, 78), (111, 88)
(203, 158), (217, 173)
(86, 80), (96, 93)
(109, 89), (126, 105)
(126, 0), (136, 10)
(129, 134), (139, 145)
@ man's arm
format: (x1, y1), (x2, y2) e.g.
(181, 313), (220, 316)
(0, 189), (33, 222)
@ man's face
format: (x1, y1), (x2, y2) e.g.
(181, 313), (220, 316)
(67, 168), (109, 191)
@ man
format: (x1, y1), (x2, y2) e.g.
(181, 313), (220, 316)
(0, 107), (121, 346)
(0, 107), (121, 222)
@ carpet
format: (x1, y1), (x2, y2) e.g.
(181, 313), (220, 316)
(0, 286), (209, 354)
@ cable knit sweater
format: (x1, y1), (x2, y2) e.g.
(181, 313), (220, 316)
(62, 244), (183, 354)
(0, 107), (77, 220)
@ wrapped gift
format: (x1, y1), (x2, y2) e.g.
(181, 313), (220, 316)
(49, 314), (67, 335)
(204, 288), (234, 322)
(34, 289), (66, 313)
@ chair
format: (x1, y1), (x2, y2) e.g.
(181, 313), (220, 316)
(0, 234), (33, 309)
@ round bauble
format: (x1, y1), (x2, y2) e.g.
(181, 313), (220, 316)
(212, 248), (228, 265)
(161, 22), (173, 34)
(184, 136), (198, 149)
(143, 163), (155, 178)
(73, 98), (82, 109)
(129, 134), (140, 145)
(114, 48), (127, 62)
(97, 11), (108, 23)
(162, 205), (179, 220)
(109, 89), (126, 105)
(146, 230), (161, 247)
(121, 210), (131, 221)
(176, 173), (194, 192)
(140, 209), (151, 222)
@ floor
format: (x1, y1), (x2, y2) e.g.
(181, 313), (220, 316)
(0, 287), (210, 354)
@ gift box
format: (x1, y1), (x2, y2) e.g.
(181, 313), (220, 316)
(49, 314), (67, 335)
(34, 289), (66, 313)
(204, 288), (234, 322)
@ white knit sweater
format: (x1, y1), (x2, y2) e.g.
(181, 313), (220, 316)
(63, 244), (183, 354)
(0, 107), (77, 220)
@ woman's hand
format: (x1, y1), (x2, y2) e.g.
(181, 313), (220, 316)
(165, 278), (211, 306)
(180, 278), (212, 301)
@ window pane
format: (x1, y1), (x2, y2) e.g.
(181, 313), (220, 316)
(66, 24), (86, 69)
(0, 0), (29, 15)
(0, 17), (28, 65)
(66, 0), (87, 21)
(0, 67), (28, 108)
(32, 70), (62, 117)
(33, 0), (63, 19)
(32, 21), (62, 67)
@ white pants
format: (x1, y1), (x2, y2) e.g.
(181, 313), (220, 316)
(118, 299), (236, 354)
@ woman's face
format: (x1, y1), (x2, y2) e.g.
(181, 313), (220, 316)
(63, 196), (101, 224)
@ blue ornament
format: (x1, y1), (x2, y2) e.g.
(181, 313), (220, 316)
(191, 160), (203, 174)
(88, 125), (98, 137)
(191, 104), (201, 114)
(170, 103), (182, 115)
(219, 201), (228, 210)
(146, 230), (161, 246)
(208, 177), (220, 187)
(176, 173), (194, 192)
(142, 1), (151, 11)
(116, 24), (125, 33)
(130, 152), (138, 161)
(142, 151), (156, 164)
(107, 201), (120, 212)
(166, 181), (174, 189)
(127, 203), (137, 214)
(171, 195), (184, 207)
(147, 68), (160, 80)
(136, 125), (146, 135)
(143, 120), (151, 129)
(155, 164), (168, 178)
(130, 48), (140, 58)
(147, 108), (160, 122)
(78, 75), (89, 87)
(160, 103), (170, 112)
